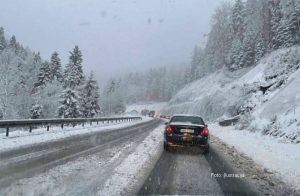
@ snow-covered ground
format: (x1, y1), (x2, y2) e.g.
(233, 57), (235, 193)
(0, 118), (150, 153)
(210, 123), (300, 191)
(162, 46), (300, 143)
(126, 102), (167, 114)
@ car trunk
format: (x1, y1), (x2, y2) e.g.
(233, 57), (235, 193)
(170, 124), (203, 136)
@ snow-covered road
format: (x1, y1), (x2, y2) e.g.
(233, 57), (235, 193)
(0, 118), (151, 153)
(1, 120), (298, 196)
(0, 120), (163, 195)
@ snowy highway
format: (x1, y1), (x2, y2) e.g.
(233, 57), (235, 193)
(139, 146), (258, 195)
(0, 119), (298, 195)
(0, 119), (161, 195)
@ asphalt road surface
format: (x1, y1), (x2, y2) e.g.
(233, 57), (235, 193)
(139, 145), (260, 196)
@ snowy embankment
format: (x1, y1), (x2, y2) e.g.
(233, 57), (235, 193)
(97, 125), (164, 195)
(0, 118), (151, 153)
(210, 123), (300, 191)
(162, 46), (300, 143)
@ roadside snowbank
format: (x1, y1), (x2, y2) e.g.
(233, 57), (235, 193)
(0, 118), (150, 153)
(98, 125), (164, 195)
(210, 123), (300, 191)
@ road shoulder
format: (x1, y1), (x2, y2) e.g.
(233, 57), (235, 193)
(210, 134), (299, 195)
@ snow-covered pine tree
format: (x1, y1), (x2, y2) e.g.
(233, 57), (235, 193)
(276, 20), (294, 47)
(79, 72), (100, 118)
(230, 0), (245, 39)
(229, 0), (245, 67)
(257, 0), (272, 50)
(239, 26), (256, 67)
(8, 35), (17, 49)
(64, 46), (84, 89)
(270, 0), (282, 49)
(30, 104), (43, 119)
(279, 0), (300, 46)
(50, 51), (63, 82)
(33, 61), (52, 92)
(32, 52), (63, 118)
(0, 48), (19, 119)
(0, 27), (7, 52)
(254, 33), (267, 63)
(287, 2), (300, 45)
(203, 2), (232, 71)
(230, 37), (243, 69)
(239, 0), (260, 67)
(58, 88), (81, 118)
(58, 46), (85, 118)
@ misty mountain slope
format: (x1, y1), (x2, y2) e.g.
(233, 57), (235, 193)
(162, 46), (300, 143)
(161, 67), (251, 120)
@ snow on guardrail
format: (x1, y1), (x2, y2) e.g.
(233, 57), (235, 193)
(0, 116), (142, 137)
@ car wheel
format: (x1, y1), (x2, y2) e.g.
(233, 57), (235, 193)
(164, 142), (170, 151)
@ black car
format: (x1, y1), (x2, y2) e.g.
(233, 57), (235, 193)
(163, 114), (209, 153)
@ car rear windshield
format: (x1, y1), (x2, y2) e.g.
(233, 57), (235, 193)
(170, 116), (204, 125)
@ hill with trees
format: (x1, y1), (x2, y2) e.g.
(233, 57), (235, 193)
(0, 27), (100, 119)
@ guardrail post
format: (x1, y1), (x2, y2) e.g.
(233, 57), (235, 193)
(73, 123), (75, 128)
(90, 121), (92, 126)
(82, 122), (84, 127)
(29, 126), (32, 133)
(61, 123), (64, 129)
(97, 121), (99, 125)
(6, 127), (9, 137)
(47, 125), (50, 131)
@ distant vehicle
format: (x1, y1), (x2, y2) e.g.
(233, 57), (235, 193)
(148, 110), (156, 117)
(153, 111), (160, 118)
(160, 115), (171, 119)
(163, 114), (209, 154)
(160, 115), (166, 118)
(141, 109), (149, 116)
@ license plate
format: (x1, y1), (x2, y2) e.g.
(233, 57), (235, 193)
(182, 135), (192, 141)
(180, 129), (194, 133)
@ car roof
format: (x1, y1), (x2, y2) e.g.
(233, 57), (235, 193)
(172, 114), (203, 118)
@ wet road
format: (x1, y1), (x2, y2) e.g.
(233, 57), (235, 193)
(140, 146), (260, 195)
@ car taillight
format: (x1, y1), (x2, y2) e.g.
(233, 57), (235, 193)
(201, 128), (209, 136)
(166, 125), (173, 134)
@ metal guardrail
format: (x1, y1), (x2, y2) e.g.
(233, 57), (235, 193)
(0, 116), (142, 137)
(218, 116), (240, 126)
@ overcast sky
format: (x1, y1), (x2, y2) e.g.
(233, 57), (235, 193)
(0, 0), (227, 83)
